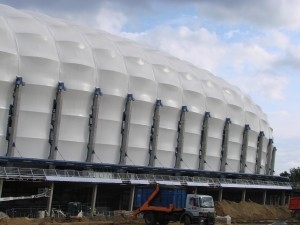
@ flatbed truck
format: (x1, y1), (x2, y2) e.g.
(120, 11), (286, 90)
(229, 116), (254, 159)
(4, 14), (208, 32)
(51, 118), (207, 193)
(288, 197), (300, 219)
(132, 184), (215, 225)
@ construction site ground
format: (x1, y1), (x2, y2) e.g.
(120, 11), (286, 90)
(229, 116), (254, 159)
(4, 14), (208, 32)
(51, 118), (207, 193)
(0, 200), (296, 225)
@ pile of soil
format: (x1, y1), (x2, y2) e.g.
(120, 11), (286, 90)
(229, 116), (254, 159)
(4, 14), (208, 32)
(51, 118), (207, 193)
(215, 200), (291, 222)
(0, 201), (293, 225)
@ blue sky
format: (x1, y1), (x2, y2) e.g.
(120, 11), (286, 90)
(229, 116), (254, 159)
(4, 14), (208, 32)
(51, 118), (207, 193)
(1, 0), (299, 175)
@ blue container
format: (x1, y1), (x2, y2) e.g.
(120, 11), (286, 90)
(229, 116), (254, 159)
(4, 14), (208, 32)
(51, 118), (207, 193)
(134, 185), (186, 209)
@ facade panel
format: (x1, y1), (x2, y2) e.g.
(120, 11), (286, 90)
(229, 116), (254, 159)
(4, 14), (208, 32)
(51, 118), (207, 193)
(0, 5), (276, 175)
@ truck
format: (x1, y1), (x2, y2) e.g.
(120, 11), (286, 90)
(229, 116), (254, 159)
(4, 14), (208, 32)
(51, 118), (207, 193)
(288, 197), (300, 219)
(132, 184), (215, 225)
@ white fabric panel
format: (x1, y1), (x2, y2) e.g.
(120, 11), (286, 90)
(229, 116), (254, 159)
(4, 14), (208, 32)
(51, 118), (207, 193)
(98, 70), (128, 97)
(56, 141), (87, 161)
(223, 88), (245, 125)
(20, 57), (59, 87)
(0, 52), (18, 81)
(245, 130), (259, 173)
(155, 149), (176, 168)
(93, 49), (126, 74)
(15, 112), (50, 158)
(226, 159), (240, 173)
(156, 106), (180, 167)
(15, 33), (57, 60)
(85, 33), (117, 50)
(182, 112), (203, 169)
(127, 101), (153, 166)
(6, 16), (46, 34)
(94, 95), (124, 164)
(181, 153), (198, 170)
(144, 50), (171, 65)
(203, 80), (226, 120)
(124, 57), (155, 80)
(129, 77), (157, 103)
(181, 85), (205, 114)
(244, 96), (260, 132)
(59, 63), (96, 92)
(153, 65), (181, 88)
(226, 124), (244, 172)
(58, 90), (91, 161)
(0, 17), (17, 55)
(15, 85), (55, 157)
(157, 83), (182, 108)
(115, 41), (145, 58)
(205, 118), (224, 171)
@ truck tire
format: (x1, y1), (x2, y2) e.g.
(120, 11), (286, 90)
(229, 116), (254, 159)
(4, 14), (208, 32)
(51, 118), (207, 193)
(158, 219), (169, 225)
(183, 215), (192, 225)
(144, 212), (156, 225)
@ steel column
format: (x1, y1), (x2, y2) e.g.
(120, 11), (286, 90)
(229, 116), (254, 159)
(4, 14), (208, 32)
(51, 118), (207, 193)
(255, 131), (265, 174)
(6, 77), (25, 157)
(119, 94), (134, 165)
(175, 106), (188, 168)
(240, 124), (250, 173)
(270, 147), (277, 176)
(148, 100), (162, 167)
(220, 118), (231, 172)
(265, 139), (273, 175)
(48, 82), (66, 160)
(199, 112), (210, 170)
(86, 88), (102, 162)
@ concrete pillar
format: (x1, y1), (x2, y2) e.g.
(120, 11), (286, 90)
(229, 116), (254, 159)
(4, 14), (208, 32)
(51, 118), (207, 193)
(262, 190), (267, 205)
(91, 184), (98, 215)
(218, 188), (223, 202)
(46, 182), (54, 216)
(0, 180), (3, 198)
(129, 185), (135, 211)
(241, 189), (246, 202)
(281, 191), (286, 205)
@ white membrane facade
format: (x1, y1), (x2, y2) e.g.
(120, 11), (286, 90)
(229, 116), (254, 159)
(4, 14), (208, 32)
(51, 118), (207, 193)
(0, 4), (275, 174)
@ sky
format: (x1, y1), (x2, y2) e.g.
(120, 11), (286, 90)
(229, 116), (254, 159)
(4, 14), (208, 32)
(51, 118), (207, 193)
(1, 0), (299, 175)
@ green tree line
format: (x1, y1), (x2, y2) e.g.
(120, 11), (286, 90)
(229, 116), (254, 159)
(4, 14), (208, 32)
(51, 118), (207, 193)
(280, 167), (300, 182)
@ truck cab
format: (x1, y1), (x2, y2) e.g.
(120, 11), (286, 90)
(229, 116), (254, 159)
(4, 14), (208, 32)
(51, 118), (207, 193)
(182, 194), (215, 225)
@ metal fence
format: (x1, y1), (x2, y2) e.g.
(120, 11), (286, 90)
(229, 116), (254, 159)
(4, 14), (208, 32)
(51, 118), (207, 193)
(0, 166), (295, 189)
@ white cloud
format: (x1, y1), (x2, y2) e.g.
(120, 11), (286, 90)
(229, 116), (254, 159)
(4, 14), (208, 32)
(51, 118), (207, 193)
(95, 8), (127, 34)
(231, 73), (289, 101)
(195, 0), (300, 29)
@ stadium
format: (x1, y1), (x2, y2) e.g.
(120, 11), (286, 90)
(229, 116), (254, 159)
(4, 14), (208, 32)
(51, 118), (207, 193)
(0, 4), (292, 217)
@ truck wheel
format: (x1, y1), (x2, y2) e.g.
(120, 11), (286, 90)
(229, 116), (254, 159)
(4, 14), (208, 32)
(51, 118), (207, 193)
(295, 210), (300, 219)
(144, 212), (156, 225)
(183, 215), (192, 225)
(158, 219), (169, 225)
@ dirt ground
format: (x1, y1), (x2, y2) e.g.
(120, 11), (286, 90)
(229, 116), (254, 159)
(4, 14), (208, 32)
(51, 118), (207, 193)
(0, 200), (293, 225)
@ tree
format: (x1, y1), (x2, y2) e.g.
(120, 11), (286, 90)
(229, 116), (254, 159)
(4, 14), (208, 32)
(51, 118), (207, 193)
(280, 167), (300, 182)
